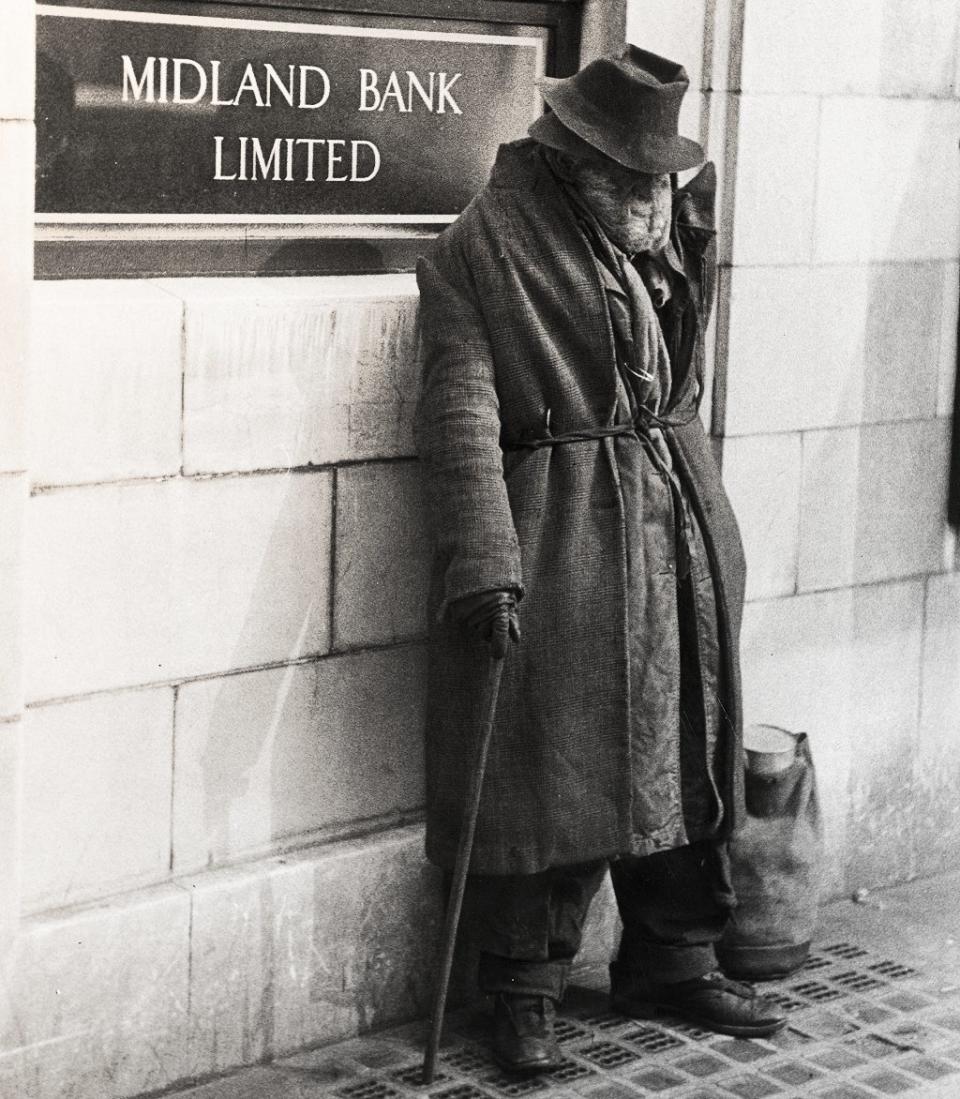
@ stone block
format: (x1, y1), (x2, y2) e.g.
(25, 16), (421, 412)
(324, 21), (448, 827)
(181, 826), (443, 1058)
(333, 463), (430, 649)
(0, 723), (21, 946)
(938, 262), (959, 418)
(725, 263), (945, 437)
(844, 581), (924, 891)
(0, 475), (25, 719)
(25, 472), (332, 701)
(730, 95), (819, 266)
(915, 574), (960, 878)
(274, 829), (442, 1053)
(724, 266), (869, 436)
(626, 1), (707, 92)
(174, 275), (420, 473)
(30, 282), (184, 485)
(21, 689), (174, 912)
(172, 647), (427, 872)
(815, 98), (960, 263)
(0, 884), (191, 1099)
(0, 122), (33, 474)
(798, 420), (950, 591)
(180, 864), (271, 1078)
(740, 580), (923, 896)
(860, 262), (944, 424)
(722, 433), (801, 600)
(0, 1), (34, 120)
(741, 0), (957, 96)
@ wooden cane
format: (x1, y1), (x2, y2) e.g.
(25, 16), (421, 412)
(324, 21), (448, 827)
(422, 646), (507, 1084)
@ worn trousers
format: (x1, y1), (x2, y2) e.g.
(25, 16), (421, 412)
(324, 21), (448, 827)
(469, 839), (735, 1001)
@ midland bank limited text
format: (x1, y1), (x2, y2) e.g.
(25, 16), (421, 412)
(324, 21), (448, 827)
(121, 56), (464, 182)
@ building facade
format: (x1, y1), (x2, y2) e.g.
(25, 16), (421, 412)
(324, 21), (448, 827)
(1, 1), (959, 1096)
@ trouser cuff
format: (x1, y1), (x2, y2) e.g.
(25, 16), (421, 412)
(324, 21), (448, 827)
(613, 940), (717, 985)
(478, 953), (569, 1001)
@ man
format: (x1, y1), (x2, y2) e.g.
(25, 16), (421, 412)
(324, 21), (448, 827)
(415, 46), (785, 1073)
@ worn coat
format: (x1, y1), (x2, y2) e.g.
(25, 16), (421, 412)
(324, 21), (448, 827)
(415, 139), (746, 875)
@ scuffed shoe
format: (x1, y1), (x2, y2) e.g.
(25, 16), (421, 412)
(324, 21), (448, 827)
(491, 993), (563, 1074)
(610, 968), (786, 1038)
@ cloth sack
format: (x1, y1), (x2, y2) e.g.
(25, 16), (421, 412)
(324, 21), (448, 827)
(717, 731), (823, 980)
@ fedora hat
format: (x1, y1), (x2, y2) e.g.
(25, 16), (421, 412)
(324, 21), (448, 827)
(528, 46), (704, 174)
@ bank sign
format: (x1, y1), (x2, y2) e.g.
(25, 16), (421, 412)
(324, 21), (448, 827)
(35, 5), (546, 224)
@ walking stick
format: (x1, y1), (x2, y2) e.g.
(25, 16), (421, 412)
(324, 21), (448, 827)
(422, 644), (507, 1084)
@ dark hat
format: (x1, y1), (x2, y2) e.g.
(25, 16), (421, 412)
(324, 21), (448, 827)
(528, 45), (704, 174)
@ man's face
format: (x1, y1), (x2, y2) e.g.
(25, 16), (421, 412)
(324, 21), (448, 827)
(573, 160), (672, 255)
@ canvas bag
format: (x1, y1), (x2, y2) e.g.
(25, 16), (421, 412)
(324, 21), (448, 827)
(717, 728), (824, 980)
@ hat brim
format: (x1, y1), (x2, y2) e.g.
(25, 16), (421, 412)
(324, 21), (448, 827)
(532, 76), (704, 174)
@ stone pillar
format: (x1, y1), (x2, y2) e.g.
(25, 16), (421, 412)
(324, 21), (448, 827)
(581, 0), (627, 63)
(0, 0), (34, 943)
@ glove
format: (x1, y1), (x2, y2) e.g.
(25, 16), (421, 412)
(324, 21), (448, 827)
(448, 589), (521, 659)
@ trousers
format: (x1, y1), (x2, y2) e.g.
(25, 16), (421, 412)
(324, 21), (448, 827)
(469, 839), (735, 1001)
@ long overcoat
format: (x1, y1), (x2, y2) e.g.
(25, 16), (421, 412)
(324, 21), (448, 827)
(415, 139), (746, 876)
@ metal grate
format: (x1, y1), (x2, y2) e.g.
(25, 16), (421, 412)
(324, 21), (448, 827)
(542, 1057), (596, 1084)
(790, 979), (847, 1003)
(843, 1032), (911, 1059)
(765, 1059), (826, 1086)
(432, 1088), (490, 1099)
(390, 1066), (451, 1089)
(482, 1074), (548, 1098)
(869, 961), (919, 980)
(822, 942), (871, 960)
(669, 1019), (715, 1040)
(442, 1049), (492, 1076)
(710, 1038), (776, 1064)
(337, 1082), (405, 1099)
(239, 939), (960, 1099)
(717, 1075), (783, 1098)
(573, 1010), (632, 1032)
(626, 1066), (687, 1092)
(575, 1040), (639, 1069)
(672, 1051), (728, 1077)
(551, 1018), (590, 1043)
(831, 969), (888, 993)
(856, 1067), (918, 1095)
(765, 990), (808, 1013)
(620, 1025), (685, 1054)
(803, 955), (836, 972)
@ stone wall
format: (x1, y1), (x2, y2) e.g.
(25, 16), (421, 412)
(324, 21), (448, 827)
(3, 2), (960, 1097)
(714, 0), (960, 898)
(23, 277), (427, 911)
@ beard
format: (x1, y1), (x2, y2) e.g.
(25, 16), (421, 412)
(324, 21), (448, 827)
(573, 162), (672, 255)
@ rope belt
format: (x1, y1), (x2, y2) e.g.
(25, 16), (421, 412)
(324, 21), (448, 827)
(502, 423), (637, 450)
(501, 417), (695, 582)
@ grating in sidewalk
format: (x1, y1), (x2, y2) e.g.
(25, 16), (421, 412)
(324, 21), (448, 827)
(177, 939), (960, 1098)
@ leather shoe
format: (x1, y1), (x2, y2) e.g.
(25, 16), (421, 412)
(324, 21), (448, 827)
(610, 968), (786, 1038)
(491, 993), (563, 1074)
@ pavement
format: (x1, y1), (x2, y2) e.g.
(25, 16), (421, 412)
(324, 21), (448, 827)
(154, 872), (960, 1099)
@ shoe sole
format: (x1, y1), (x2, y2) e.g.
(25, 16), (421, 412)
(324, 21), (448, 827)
(611, 997), (787, 1039)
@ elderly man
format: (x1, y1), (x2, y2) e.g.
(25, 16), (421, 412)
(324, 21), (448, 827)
(415, 47), (785, 1073)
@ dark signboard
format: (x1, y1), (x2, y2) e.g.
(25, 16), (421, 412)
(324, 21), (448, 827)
(35, 1), (576, 275)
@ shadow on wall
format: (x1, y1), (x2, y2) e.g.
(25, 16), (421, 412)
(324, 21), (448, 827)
(166, 289), (439, 1037)
(742, 90), (958, 900)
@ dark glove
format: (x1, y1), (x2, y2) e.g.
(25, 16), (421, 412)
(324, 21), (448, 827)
(448, 589), (521, 659)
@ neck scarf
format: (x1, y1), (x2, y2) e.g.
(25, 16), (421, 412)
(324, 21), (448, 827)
(542, 148), (673, 414)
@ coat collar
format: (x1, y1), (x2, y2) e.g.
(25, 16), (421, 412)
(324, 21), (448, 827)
(488, 138), (716, 237)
